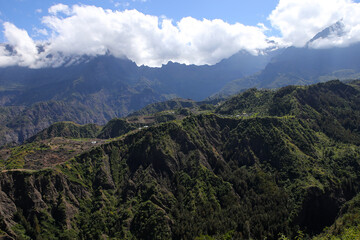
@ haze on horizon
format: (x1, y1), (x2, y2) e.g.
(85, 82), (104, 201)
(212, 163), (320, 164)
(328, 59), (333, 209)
(1, 0), (360, 68)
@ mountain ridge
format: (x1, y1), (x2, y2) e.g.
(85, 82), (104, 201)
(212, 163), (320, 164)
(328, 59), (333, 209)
(216, 23), (360, 97)
(0, 51), (275, 146)
(1, 80), (360, 239)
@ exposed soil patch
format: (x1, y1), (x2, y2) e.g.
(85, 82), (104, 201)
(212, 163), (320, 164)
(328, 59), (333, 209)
(0, 137), (107, 170)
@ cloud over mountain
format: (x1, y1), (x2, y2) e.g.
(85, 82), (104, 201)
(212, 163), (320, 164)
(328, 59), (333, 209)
(269, 0), (360, 48)
(3, 1), (360, 69)
(0, 22), (38, 67)
(0, 4), (275, 68)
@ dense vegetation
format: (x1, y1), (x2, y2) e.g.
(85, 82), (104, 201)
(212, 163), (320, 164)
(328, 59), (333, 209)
(26, 122), (101, 143)
(128, 98), (197, 116)
(217, 80), (360, 143)
(0, 80), (360, 239)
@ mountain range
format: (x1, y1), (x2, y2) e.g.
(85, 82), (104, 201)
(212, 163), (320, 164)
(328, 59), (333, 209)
(1, 80), (360, 239)
(1, 22), (360, 146)
(2, 15), (360, 240)
(0, 50), (274, 146)
(217, 21), (360, 96)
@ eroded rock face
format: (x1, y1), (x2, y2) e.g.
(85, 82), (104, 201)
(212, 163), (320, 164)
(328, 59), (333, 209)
(0, 190), (17, 234)
(94, 156), (115, 190)
(0, 170), (90, 237)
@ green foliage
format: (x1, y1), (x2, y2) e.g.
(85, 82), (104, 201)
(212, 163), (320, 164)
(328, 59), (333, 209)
(216, 88), (274, 116)
(52, 194), (67, 227)
(129, 98), (197, 116)
(97, 118), (139, 139)
(0, 142), (50, 170)
(27, 121), (101, 143)
(155, 113), (177, 123)
(131, 201), (171, 240)
(3, 80), (360, 240)
(217, 80), (360, 143)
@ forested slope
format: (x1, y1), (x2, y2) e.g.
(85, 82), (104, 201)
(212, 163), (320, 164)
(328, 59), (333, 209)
(0, 80), (360, 239)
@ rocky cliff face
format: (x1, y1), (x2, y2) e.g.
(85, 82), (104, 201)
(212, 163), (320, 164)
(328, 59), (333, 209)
(0, 170), (90, 239)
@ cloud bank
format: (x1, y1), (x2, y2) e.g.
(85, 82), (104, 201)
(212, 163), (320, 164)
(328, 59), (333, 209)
(269, 0), (360, 48)
(0, 22), (39, 67)
(0, 4), (275, 68)
(2, 0), (360, 68)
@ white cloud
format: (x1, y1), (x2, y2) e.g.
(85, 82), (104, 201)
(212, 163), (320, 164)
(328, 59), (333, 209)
(7, 2), (360, 69)
(2, 22), (39, 67)
(48, 4), (70, 15)
(269, 0), (360, 48)
(0, 45), (18, 67)
(114, 2), (130, 8)
(0, 4), (275, 68)
(33, 28), (48, 36)
(35, 9), (42, 13)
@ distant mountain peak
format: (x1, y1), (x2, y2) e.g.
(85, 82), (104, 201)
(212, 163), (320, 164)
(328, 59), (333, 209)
(307, 20), (346, 46)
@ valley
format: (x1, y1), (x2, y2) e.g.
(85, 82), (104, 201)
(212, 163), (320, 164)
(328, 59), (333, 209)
(0, 80), (359, 239)
(3, 1), (360, 239)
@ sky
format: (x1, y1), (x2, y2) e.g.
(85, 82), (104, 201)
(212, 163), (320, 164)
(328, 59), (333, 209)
(0, 0), (280, 41)
(1, 0), (360, 68)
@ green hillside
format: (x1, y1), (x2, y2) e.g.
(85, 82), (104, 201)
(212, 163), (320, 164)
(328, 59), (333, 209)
(0, 80), (360, 239)
(217, 80), (360, 143)
(26, 122), (101, 143)
(128, 98), (197, 116)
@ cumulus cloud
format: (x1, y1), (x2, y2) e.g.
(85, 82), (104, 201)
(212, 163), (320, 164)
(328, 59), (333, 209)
(1, 22), (39, 67)
(33, 28), (48, 36)
(0, 45), (18, 67)
(48, 4), (70, 15)
(269, 0), (360, 48)
(6, 1), (360, 69)
(0, 4), (274, 68)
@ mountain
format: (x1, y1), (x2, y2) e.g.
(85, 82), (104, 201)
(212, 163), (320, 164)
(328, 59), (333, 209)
(24, 102), (205, 144)
(128, 98), (198, 116)
(217, 22), (360, 97)
(0, 51), (273, 146)
(217, 80), (360, 142)
(141, 50), (277, 100)
(26, 121), (101, 143)
(0, 95), (162, 146)
(307, 20), (346, 45)
(0, 51), (271, 105)
(1, 80), (360, 239)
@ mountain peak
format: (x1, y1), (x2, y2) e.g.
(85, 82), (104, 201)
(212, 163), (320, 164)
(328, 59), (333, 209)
(307, 20), (346, 46)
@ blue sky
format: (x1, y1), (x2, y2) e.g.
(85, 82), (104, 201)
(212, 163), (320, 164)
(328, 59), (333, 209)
(0, 0), (279, 41)
(2, 0), (360, 68)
